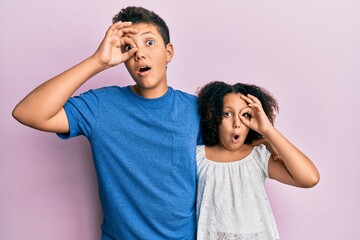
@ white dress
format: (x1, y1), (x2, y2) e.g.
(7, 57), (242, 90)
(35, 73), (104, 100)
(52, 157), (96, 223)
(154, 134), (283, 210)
(196, 144), (280, 240)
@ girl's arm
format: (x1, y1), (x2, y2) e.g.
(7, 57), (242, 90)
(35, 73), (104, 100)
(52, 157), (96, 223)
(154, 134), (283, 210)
(251, 137), (281, 161)
(240, 94), (320, 188)
(264, 127), (320, 188)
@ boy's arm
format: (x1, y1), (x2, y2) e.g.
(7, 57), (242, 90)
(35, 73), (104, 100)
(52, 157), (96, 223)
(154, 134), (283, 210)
(12, 57), (106, 133)
(12, 22), (138, 133)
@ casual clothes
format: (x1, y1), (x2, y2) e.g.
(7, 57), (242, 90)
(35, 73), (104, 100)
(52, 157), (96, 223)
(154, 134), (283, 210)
(58, 86), (201, 239)
(196, 144), (280, 240)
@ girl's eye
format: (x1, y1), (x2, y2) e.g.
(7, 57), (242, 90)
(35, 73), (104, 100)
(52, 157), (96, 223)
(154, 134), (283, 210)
(223, 112), (233, 118)
(146, 40), (155, 46)
(124, 45), (133, 51)
(242, 112), (251, 119)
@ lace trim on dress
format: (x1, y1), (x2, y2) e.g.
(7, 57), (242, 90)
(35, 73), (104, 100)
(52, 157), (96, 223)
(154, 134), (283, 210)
(199, 230), (268, 240)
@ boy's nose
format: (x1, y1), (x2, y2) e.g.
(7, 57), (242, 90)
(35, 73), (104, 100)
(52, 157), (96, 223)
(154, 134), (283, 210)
(134, 48), (146, 61)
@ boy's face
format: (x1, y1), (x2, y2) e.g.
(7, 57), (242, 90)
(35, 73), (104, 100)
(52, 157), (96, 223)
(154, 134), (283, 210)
(123, 23), (174, 98)
(218, 93), (251, 151)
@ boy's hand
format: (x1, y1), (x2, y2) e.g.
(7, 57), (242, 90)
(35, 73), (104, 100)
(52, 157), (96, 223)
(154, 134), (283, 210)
(239, 94), (273, 135)
(93, 21), (138, 68)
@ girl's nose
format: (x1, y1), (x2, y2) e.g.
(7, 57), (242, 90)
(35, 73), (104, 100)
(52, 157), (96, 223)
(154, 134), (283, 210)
(233, 117), (241, 128)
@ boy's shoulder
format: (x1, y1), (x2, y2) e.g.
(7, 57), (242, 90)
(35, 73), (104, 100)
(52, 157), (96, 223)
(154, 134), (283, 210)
(171, 87), (197, 101)
(86, 85), (125, 94)
(78, 85), (130, 98)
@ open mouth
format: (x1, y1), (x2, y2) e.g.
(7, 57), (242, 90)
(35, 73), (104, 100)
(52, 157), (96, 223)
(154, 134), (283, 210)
(231, 134), (240, 144)
(139, 66), (151, 73)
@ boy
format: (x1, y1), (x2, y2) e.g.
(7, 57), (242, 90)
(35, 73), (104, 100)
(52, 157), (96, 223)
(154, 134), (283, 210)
(13, 6), (201, 239)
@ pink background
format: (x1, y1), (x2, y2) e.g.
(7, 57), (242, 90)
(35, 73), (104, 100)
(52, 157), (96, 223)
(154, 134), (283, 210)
(1, 0), (360, 239)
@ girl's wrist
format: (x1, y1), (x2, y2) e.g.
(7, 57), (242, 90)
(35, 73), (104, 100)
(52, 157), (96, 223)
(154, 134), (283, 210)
(261, 126), (277, 139)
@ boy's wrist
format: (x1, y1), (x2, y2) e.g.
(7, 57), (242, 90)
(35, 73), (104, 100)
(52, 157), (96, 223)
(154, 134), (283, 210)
(88, 55), (110, 72)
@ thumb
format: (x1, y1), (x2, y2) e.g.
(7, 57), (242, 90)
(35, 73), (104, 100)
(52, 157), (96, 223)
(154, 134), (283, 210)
(121, 47), (138, 62)
(239, 115), (251, 128)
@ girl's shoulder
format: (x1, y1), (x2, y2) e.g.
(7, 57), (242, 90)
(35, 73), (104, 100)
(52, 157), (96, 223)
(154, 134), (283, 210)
(252, 144), (271, 177)
(253, 144), (271, 160)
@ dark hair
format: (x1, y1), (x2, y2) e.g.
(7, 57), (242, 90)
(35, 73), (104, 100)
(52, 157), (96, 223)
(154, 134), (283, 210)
(112, 6), (170, 45)
(197, 81), (279, 146)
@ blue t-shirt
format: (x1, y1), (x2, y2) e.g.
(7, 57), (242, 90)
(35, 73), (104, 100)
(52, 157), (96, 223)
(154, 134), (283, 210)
(58, 86), (201, 239)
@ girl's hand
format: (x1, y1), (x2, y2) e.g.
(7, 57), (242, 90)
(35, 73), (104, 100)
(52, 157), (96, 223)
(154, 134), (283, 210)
(239, 94), (273, 135)
(93, 21), (138, 68)
(240, 95), (319, 188)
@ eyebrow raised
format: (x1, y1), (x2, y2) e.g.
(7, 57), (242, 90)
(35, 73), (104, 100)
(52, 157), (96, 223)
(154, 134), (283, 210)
(123, 31), (156, 42)
(140, 31), (155, 36)
(223, 106), (249, 112)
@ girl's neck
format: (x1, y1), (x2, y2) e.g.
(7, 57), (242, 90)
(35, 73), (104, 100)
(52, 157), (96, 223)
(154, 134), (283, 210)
(205, 144), (253, 163)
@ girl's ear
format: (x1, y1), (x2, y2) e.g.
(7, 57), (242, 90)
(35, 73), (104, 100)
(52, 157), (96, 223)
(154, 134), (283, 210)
(165, 43), (174, 63)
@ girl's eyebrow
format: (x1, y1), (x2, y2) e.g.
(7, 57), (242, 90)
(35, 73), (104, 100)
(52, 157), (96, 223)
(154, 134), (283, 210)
(223, 106), (248, 111)
(223, 106), (233, 109)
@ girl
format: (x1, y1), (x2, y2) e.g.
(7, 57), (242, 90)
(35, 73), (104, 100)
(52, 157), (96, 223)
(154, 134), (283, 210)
(196, 81), (320, 239)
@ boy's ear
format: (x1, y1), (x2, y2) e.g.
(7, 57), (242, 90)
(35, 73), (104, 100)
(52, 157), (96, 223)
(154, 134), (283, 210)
(165, 43), (174, 63)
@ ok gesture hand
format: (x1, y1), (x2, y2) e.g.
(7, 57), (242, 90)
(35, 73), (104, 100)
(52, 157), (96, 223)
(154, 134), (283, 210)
(93, 21), (138, 68)
(239, 94), (274, 136)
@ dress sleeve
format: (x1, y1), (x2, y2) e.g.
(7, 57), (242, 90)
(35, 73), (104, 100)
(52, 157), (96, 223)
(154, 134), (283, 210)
(57, 89), (99, 139)
(254, 144), (272, 178)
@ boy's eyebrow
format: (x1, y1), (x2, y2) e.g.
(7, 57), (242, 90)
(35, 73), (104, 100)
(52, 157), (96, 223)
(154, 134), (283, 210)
(124, 31), (156, 38)
(140, 31), (155, 36)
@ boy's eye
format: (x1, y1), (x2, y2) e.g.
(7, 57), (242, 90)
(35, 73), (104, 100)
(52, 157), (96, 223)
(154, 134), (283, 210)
(242, 112), (251, 119)
(146, 40), (155, 46)
(223, 112), (233, 118)
(124, 45), (133, 51)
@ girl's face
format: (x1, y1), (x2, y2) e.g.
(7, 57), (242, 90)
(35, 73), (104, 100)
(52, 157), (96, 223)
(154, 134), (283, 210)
(218, 93), (251, 151)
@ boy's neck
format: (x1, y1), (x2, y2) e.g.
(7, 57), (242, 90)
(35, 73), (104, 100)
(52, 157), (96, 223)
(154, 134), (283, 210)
(131, 84), (168, 99)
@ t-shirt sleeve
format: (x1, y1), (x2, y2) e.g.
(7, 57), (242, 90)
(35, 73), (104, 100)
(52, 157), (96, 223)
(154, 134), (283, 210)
(254, 144), (272, 178)
(57, 90), (99, 139)
(196, 130), (203, 145)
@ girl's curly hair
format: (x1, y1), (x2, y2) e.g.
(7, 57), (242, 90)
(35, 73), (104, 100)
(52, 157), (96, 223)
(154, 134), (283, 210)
(196, 81), (279, 146)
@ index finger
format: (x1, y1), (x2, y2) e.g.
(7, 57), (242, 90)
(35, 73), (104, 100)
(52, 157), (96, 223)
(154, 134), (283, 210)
(114, 26), (138, 38)
(112, 21), (132, 28)
(241, 94), (261, 105)
(106, 22), (137, 38)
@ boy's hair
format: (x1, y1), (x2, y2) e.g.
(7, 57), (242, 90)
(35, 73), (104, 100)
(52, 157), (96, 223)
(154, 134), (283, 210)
(112, 6), (170, 45)
(197, 81), (279, 146)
